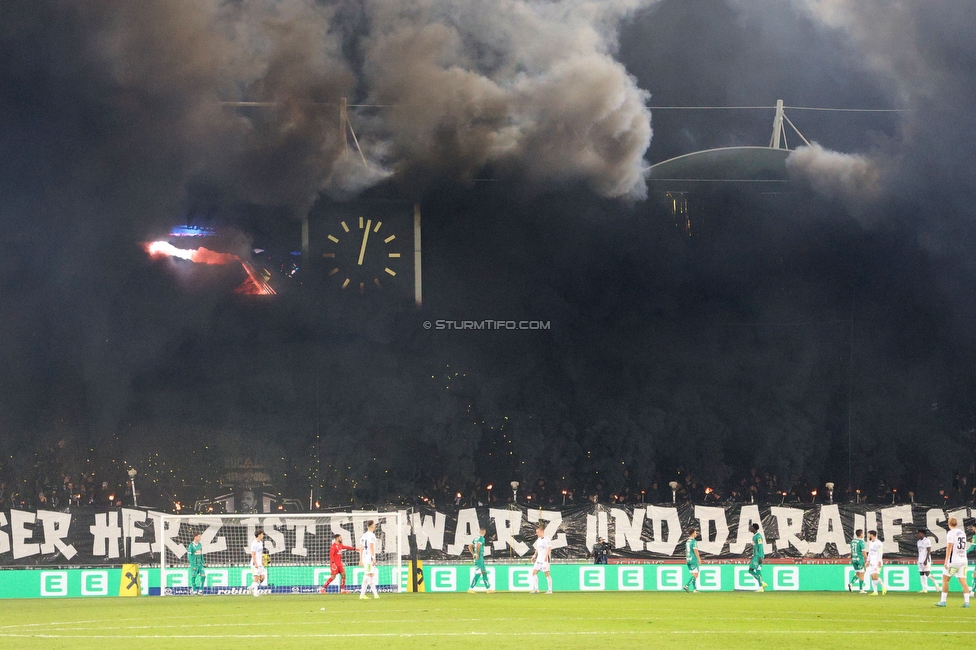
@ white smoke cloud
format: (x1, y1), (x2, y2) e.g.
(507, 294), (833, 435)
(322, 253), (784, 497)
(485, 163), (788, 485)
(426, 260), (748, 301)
(786, 142), (881, 202)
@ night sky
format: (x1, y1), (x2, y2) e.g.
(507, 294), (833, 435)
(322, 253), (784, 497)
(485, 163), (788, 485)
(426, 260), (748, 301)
(2, 0), (976, 509)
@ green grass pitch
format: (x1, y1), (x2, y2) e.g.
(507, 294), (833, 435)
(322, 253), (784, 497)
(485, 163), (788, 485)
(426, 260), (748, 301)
(0, 591), (972, 649)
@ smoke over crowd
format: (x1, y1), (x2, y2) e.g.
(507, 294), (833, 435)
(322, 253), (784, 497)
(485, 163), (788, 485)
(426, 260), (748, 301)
(2, 1), (976, 512)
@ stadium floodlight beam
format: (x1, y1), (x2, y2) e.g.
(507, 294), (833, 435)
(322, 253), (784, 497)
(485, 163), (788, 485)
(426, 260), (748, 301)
(825, 482), (835, 504)
(127, 468), (138, 507)
(669, 481), (679, 504)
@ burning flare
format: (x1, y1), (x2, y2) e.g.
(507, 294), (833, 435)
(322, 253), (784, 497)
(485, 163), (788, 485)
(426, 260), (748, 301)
(144, 241), (275, 295)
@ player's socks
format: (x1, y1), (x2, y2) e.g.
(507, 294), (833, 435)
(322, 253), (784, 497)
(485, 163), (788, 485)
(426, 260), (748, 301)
(941, 591), (948, 603)
(360, 576), (369, 597)
(965, 592), (971, 605)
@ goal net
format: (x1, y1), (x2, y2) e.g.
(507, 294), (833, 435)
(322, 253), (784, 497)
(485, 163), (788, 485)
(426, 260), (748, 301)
(158, 511), (404, 595)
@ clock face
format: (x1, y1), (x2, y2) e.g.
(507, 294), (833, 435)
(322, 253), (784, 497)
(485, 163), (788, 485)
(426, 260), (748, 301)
(321, 216), (403, 294)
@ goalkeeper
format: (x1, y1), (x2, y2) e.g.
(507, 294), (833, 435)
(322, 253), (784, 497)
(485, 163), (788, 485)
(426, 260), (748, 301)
(320, 533), (357, 593)
(188, 532), (205, 594)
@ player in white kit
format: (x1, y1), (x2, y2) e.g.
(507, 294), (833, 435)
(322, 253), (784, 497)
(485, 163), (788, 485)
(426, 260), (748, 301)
(916, 529), (938, 593)
(863, 530), (887, 595)
(359, 520), (380, 600)
(530, 524), (552, 594)
(249, 530), (266, 597)
(935, 517), (971, 608)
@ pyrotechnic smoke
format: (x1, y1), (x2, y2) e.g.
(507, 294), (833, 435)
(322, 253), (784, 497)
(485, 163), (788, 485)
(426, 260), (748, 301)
(12, 0), (657, 213)
(786, 143), (881, 202)
(361, 0), (656, 198)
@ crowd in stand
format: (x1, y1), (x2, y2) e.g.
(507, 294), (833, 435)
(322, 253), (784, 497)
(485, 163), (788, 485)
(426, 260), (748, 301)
(3, 447), (975, 512)
(417, 469), (976, 510)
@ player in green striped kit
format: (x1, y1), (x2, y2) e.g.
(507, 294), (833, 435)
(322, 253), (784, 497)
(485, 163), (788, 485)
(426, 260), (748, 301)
(187, 532), (205, 595)
(748, 523), (768, 592)
(467, 526), (493, 593)
(848, 529), (866, 592)
(683, 528), (701, 592)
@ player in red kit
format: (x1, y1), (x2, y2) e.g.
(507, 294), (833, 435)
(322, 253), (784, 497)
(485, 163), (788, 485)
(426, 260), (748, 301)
(320, 533), (357, 593)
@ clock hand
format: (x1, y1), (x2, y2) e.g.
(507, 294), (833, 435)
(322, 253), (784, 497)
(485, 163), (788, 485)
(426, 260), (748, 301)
(357, 219), (372, 265)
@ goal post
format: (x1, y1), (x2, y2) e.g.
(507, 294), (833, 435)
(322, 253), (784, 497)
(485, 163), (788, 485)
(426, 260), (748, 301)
(158, 511), (405, 595)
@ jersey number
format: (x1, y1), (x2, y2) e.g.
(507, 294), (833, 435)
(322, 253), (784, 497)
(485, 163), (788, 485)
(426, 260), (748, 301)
(957, 537), (967, 551)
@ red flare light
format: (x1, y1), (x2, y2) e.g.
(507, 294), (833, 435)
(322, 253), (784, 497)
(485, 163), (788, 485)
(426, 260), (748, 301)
(144, 241), (275, 295)
(145, 241), (239, 265)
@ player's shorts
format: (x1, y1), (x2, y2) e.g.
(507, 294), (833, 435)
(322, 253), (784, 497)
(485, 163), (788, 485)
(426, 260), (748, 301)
(686, 561), (700, 574)
(917, 562), (931, 573)
(945, 562), (968, 577)
(330, 562), (344, 574)
(749, 556), (763, 570)
(190, 564), (205, 575)
(866, 563), (881, 576)
(533, 561), (550, 572)
(362, 563), (378, 577)
(252, 565), (267, 579)
(851, 560), (864, 571)
(474, 560), (487, 571)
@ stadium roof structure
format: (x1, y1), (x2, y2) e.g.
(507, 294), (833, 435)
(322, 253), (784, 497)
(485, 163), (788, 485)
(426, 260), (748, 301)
(648, 99), (803, 189)
(649, 146), (791, 184)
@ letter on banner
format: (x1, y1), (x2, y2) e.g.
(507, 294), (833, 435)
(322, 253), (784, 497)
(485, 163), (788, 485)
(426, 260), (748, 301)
(447, 508), (482, 555)
(329, 516), (354, 551)
(411, 511), (447, 551)
(90, 511), (122, 558)
(610, 508), (645, 551)
(527, 509), (566, 550)
(161, 515), (186, 559)
(11, 510), (40, 559)
(645, 506), (681, 555)
(880, 506), (912, 554)
(694, 506), (729, 555)
(261, 517), (285, 555)
(730, 505), (763, 555)
(488, 508), (529, 556)
(198, 517), (227, 554)
(770, 507), (808, 554)
(585, 511), (610, 551)
(121, 509), (151, 556)
(0, 512), (9, 555)
(288, 520), (315, 557)
(36, 510), (77, 560)
(808, 505), (848, 555)
(146, 511), (165, 555)
(926, 509), (946, 551)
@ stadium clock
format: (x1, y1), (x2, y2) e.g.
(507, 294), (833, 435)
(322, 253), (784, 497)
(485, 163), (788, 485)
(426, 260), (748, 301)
(322, 215), (403, 294)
